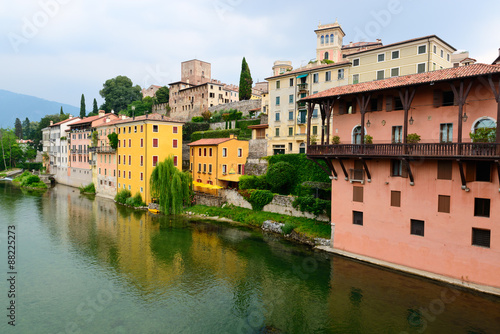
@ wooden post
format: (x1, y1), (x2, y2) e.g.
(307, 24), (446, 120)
(450, 80), (473, 144)
(486, 75), (500, 145)
(306, 101), (315, 147)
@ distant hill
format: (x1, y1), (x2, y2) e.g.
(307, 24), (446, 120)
(0, 89), (80, 127)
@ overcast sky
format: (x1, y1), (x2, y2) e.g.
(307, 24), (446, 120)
(1, 0), (499, 108)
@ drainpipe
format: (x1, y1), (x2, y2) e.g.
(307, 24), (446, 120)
(427, 38), (431, 72)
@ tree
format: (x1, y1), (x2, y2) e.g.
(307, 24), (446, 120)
(266, 161), (295, 195)
(32, 114), (69, 151)
(107, 132), (118, 149)
(92, 98), (99, 115)
(125, 96), (154, 117)
(238, 57), (253, 100)
(14, 118), (22, 139)
(150, 157), (192, 215)
(155, 86), (170, 104)
(99, 76), (142, 113)
(22, 117), (30, 140)
(60, 106), (64, 115)
(80, 94), (86, 118)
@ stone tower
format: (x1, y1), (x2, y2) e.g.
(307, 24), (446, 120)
(181, 59), (211, 85)
(315, 19), (345, 62)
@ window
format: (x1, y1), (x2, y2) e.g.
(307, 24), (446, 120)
(437, 161), (452, 180)
(391, 50), (400, 59)
(276, 81), (280, 89)
(440, 123), (453, 143)
(353, 186), (363, 202)
(438, 195), (451, 213)
(203, 164), (207, 173)
(173, 139), (178, 148)
(275, 128), (280, 137)
(222, 164), (227, 174)
(123, 139), (126, 147)
(474, 198), (490, 217)
(209, 148), (213, 157)
(411, 219), (425, 236)
(312, 126), (317, 135)
(324, 52), (329, 60)
(312, 109), (318, 118)
(140, 172), (143, 181)
(140, 156), (143, 166)
(313, 73), (319, 83)
(128, 139), (131, 147)
(208, 164), (212, 174)
(288, 143), (292, 151)
(288, 127), (293, 137)
(467, 161), (492, 182)
(325, 71), (331, 81)
(376, 70), (385, 80)
(289, 78), (294, 87)
(153, 156), (158, 167)
(153, 125), (158, 132)
(153, 138), (158, 147)
(338, 69), (344, 80)
(289, 94), (294, 103)
(353, 58), (360, 66)
(433, 45), (437, 54)
(134, 126), (137, 133)
(276, 97), (280, 105)
(141, 138), (144, 147)
(390, 68), (399, 77)
(392, 126), (403, 143)
(417, 63), (426, 73)
(418, 45), (426, 54)
(391, 191), (401, 207)
(353, 211), (363, 225)
(288, 111), (294, 120)
(299, 143), (306, 154)
(377, 53), (385, 62)
(173, 156), (178, 166)
(237, 148), (242, 157)
(353, 74), (359, 84)
(391, 160), (408, 177)
(198, 163), (201, 172)
(140, 125), (143, 132)
(128, 171), (131, 179)
(275, 112), (280, 122)
(472, 228), (490, 248)
(320, 35), (324, 44)
(173, 126), (178, 134)
(447, 54), (450, 62)
(441, 50), (444, 58)
(238, 164), (243, 174)
(222, 148), (227, 157)
(442, 91), (455, 106)
(128, 127), (131, 133)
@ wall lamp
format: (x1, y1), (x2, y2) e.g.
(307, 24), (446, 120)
(463, 112), (468, 122)
(409, 116), (414, 125)
(366, 119), (371, 127)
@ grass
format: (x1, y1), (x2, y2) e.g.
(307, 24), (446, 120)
(12, 171), (47, 189)
(186, 204), (331, 239)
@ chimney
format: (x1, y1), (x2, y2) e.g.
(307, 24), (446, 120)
(376, 39), (382, 43)
(50, 121), (53, 126)
(98, 110), (105, 117)
(69, 114), (73, 118)
(349, 41), (353, 47)
(121, 114), (127, 120)
(106, 117), (110, 123)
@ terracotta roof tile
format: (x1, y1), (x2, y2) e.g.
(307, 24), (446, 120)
(50, 117), (81, 127)
(302, 63), (500, 101)
(68, 115), (103, 126)
(187, 138), (233, 146)
(265, 61), (351, 80)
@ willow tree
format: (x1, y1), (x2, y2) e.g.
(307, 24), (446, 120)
(150, 157), (192, 214)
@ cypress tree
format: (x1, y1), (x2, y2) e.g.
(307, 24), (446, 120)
(92, 98), (98, 115)
(14, 118), (22, 139)
(238, 57), (253, 100)
(60, 106), (64, 115)
(80, 94), (86, 118)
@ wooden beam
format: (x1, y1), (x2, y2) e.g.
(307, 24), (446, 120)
(457, 160), (467, 190)
(306, 101), (315, 147)
(450, 80), (474, 144)
(319, 102), (326, 145)
(360, 158), (371, 182)
(403, 158), (414, 186)
(307, 157), (332, 177)
(487, 75), (500, 146)
(337, 158), (349, 181)
(496, 160), (500, 192)
(398, 87), (417, 145)
(324, 158), (338, 179)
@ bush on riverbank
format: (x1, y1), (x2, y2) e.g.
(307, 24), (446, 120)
(79, 183), (96, 194)
(115, 189), (132, 204)
(186, 204), (330, 239)
(13, 171), (47, 189)
(126, 192), (146, 207)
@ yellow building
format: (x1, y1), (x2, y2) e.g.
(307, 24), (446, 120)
(187, 136), (249, 190)
(116, 114), (184, 204)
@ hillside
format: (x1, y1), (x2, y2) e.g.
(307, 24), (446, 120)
(0, 89), (80, 127)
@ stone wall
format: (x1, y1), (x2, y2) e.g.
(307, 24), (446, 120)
(219, 189), (252, 209)
(53, 166), (93, 188)
(248, 139), (267, 159)
(194, 192), (225, 207)
(208, 100), (261, 117)
(208, 121), (236, 130)
(244, 157), (268, 176)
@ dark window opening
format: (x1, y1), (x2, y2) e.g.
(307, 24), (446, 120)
(474, 198), (490, 217)
(353, 211), (363, 225)
(411, 219), (425, 236)
(476, 161), (492, 182)
(437, 161), (452, 180)
(394, 97), (404, 110)
(442, 91), (455, 106)
(472, 228), (490, 248)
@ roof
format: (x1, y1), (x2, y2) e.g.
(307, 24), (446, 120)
(302, 63), (500, 101)
(109, 113), (184, 125)
(187, 138), (233, 146)
(494, 55), (500, 65)
(342, 41), (383, 50)
(248, 124), (268, 129)
(345, 35), (456, 57)
(68, 115), (103, 127)
(50, 117), (81, 127)
(265, 61), (351, 80)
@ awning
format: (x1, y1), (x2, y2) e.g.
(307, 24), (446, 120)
(296, 74), (308, 79)
(192, 181), (222, 189)
(218, 174), (242, 182)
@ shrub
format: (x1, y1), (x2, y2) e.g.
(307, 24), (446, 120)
(23, 175), (41, 186)
(406, 133), (421, 144)
(266, 161), (295, 195)
(108, 132), (119, 149)
(292, 195), (331, 218)
(331, 135), (340, 144)
(79, 183), (96, 194)
(282, 222), (296, 235)
(247, 189), (274, 211)
(364, 135), (373, 144)
(470, 128), (496, 143)
(191, 116), (204, 123)
(115, 189), (132, 204)
(183, 122), (210, 141)
(130, 192), (145, 207)
(238, 175), (268, 190)
(17, 162), (43, 171)
(190, 129), (241, 142)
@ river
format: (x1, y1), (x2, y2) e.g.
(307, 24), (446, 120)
(0, 182), (499, 333)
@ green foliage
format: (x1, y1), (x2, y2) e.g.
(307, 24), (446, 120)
(191, 129), (240, 142)
(364, 135), (373, 144)
(187, 205), (331, 239)
(292, 195), (331, 218)
(238, 175), (268, 190)
(17, 162), (43, 170)
(124, 192), (145, 207)
(125, 96), (154, 117)
(14, 118), (22, 139)
(222, 110), (243, 121)
(282, 222), (296, 235)
(22, 118), (31, 140)
(266, 161), (295, 195)
(79, 183), (96, 194)
(321, 59), (334, 64)
(92, 98), (99, 115)
(91, 131), (98, 147)
(115, 189), (132, 204)
(236, 119), (260, 140)
(239, 57), (253, 100)
(201, 110), (211, 122)
(0, 128), (24, 170)
(183, 122), (210, 142)
(150, 157), (193, 215)
(310, 135), (318, 145)
(155, 86), (170, 104)
(406, 133), (421, 144)
(99, 75), (142, 113)
(13, 171), (46, 189)
(470, 127), (496, 143)
(191, 116), (205, 123)
(31, 113), (69, 151)
(60, 106), (64, 115)
(80, 94), (86, 118)
(108, 132), (119, 149)
(331, 135), (340, 144)
(247, 189), (274, 211)
(24, 175), (41, 186)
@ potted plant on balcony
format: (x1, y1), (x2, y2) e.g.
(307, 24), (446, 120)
(406, 133), (421, 144)
(310, 135), (318, 145)
(331, 136), (340, 145)
(364, 135), (373, 144)
(469, 128), (496, 143)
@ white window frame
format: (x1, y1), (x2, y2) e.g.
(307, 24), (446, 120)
(352, 74), (360, 84)
(352, 58), (360, 66)
(390, 67), (400, 77)
(376, 70), (385, 80)
(417, 63), (426, 73)
(417, 44), (427, 54)
(391, 50), (400, 60)
(377, 53), (385, 62)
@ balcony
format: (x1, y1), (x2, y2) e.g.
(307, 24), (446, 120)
(297, 101), (307, 109)
(297, 83), (309, 92)
(307, 143), (500, 160)
(96, 146), (116, 154)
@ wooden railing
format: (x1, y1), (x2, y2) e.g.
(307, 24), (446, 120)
(96, 146), (116, 153)
(307, 143), (500, 158)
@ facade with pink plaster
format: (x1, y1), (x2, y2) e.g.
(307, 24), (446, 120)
(305, 63), (500, 289)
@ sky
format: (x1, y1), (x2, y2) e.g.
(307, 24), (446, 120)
(1, 0), (499, 109)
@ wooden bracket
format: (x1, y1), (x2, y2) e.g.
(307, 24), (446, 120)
(307, 157), (334, 178)
(403, 158), (414, 185)
(324, 158), (338, 180)
(360, 158), (371, 182)
(457, 160), (468, 190)
(337, 158), (349, 181)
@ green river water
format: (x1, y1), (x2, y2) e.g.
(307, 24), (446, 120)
(0, 182), (499, 334)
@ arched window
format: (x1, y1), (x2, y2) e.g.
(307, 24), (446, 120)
(330, 34), (334, 44)
(352, 126), (363, 144)
(321, 35), (324, 44)
(324, 52), (329, 60)
(325, 35), (329, 44)
(299, 143), (306, 154)
(473, 117), (496, 131)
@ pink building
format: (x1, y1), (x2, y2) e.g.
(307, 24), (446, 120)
(304, 63), (500, 290)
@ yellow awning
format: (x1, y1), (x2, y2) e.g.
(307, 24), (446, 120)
(218, 174), (242, 182)
(192, 181), (222, 189)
